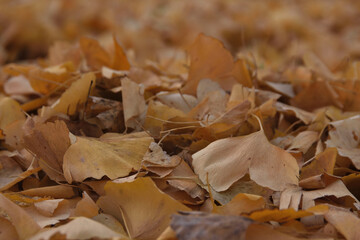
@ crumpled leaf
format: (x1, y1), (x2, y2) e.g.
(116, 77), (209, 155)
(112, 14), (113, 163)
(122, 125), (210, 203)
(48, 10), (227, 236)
(192, 123), (299, 191)
(97, 177), (190, 239)
(25, 198), (78, 228)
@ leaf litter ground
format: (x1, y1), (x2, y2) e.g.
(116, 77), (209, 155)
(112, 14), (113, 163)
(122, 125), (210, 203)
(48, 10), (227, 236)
(1, 1), (360, 239)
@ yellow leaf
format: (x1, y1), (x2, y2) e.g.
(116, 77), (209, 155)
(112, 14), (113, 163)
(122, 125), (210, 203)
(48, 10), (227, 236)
(63, 133), (153, 183)
(51, 72), (96, 116)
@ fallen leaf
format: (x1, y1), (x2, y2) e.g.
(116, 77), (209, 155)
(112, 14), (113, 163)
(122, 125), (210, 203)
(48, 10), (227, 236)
(324, 207), (360, 240)
(0, 97), (25, 138)
(121, 78), (146, 130)
(215, 193), (265, 215)
(97, 177), (190, 239)
(192, 123), (299, 191)
(29, 217), (126, 240)
(0, 193), (40, 240)
(326, 116), (360, 169)
(300, 148), (337, 180)
(51, 72), (96, 116)
(182, 34), (251, 95)
(63, 133), (153, 182)
(23, 120), (70, 182)
(171, 211), (253, 240)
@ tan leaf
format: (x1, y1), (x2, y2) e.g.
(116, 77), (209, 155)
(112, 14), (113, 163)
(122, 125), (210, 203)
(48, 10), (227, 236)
(300, 148), (337, 180)
(63, 133), (153, 182)
(192, 125), (299, 191)
(0, 97), (25, 138)
(23, 120), (70, 182)
(97, 177), (190, 239)
(215, 193), (265, 215)
(80, 37), (111, 70)
(51, 72), (96, 116)
(0, 193), (40, 240)
(326, 116), (360, 169)
(121, 78), (147, 130)
(182, 33), (251, 95)
(112, 35), (131, 70)
(29, 217), (125, 240)
(324, 208), (360, 240)
(72, 191), (99, 218)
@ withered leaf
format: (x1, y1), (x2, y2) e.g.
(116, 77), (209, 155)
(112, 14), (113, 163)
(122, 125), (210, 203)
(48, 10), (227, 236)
(192, 124), (299, 191)
(170, 212), (253, 240)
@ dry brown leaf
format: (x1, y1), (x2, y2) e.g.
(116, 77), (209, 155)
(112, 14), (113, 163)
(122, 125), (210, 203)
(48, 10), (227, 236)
(72, 191), (99, 218)
(23, 120), (70, 182)
(287, 131), (318, 154)
(50, 72), (95, 116)
(192, 123), (299, 191)
(121, 78), (147, 130)
(275, 102), (315, 125)
(324, 207), (360, 240)
(245, 223), (331, 240)
(300, 148), (337, 180)
(214, 193), (265, 215)
(0, 97), (25, 138)
(63, 133), (153, 183)
(25, 198), (79, 228)
(29, 217), (126, 240)
(20, 185), (76, 199)
(171, 212), (253, 240)
(112, 35), (131, 70)
(97, 177), (190, 239)
(182, 33), (251, 95)
(144, 100), (187, 137)
(167, 159), (205, 200)
(0, 217), (19, 240)
(326, 116), (360, 169)
(80, 37), (111, 70)
(0, 193), (40, 240)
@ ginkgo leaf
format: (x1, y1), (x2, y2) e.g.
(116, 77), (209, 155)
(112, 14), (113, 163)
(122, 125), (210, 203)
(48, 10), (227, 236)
(23, 120), (70, 182)
(326, 116), (360, 169)
(324, 208), (360, 240)
(63, 133), (153, 183)
(97, 177), (190, 239)
(29, 217), (125, 240)
(121, 78), (147, 130)
(112, 35), (131, 70)
(0, 193), (40, 240)
(192, 124), (299, 191)
(214, 193), (265, 215)
(0, 97), (25, 138)
(300, 148), (337, 180)
(182, 34), (251, 95)
(51, 72), (96, 116)
(80, 37), (111, 70)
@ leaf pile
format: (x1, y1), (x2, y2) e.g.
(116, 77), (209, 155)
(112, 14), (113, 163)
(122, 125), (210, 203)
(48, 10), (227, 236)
(2, 1), (360, 240)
